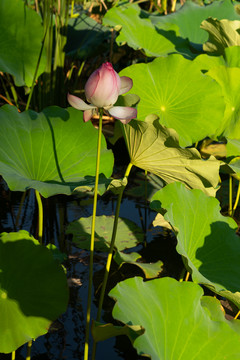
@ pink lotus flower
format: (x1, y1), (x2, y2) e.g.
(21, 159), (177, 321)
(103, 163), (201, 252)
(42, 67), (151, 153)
(68, 62), (137, 124)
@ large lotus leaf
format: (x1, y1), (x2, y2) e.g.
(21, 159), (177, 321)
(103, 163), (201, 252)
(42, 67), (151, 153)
(0, 0), (46, 86)
(110, 276), (240, 360)
(207, 66), (240, 139)
(66, 215), (144, 252)
(120, 55), (225, 146)
(103, 3), (190, 57)
(150, 182), (240, 307)
(0, 105), (113, 197)
(149, 0), (240, 46)
(201, 18), (240, 55)
(0, 230), (68, 353)
(122, 118), (219, 196)
(66, 13), (111, 59)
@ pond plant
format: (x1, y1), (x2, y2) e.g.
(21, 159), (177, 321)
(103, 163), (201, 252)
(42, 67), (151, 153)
(1, 0), (240, 359)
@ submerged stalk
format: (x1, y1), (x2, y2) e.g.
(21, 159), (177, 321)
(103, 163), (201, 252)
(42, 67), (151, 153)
(84, 110), (103, 360)
(233, 180), (240, 216)
(229, 175), (233, 217)
(35, 190), (43, 245)
(91, 162), (133, 359)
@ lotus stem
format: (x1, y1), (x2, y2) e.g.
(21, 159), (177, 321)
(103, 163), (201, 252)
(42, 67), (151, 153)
(91, 162), (133, 359)
(84, 109), (103, 360)
(229, 175), (233, 217)
(26, 340), (32, 360)
(234, 310), (240, 320)
(25, 21), (48, 111)
(35, 190), (43, 245)
(11, 351), (15, 360)
(233, 180), (240, 216)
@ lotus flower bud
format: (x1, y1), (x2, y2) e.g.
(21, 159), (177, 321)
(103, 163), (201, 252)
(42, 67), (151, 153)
(68, 62), (138, 124)
(85, 62), (121, 108)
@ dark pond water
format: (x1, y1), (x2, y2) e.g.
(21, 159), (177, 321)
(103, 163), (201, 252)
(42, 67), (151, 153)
(0, 169), (183, 360)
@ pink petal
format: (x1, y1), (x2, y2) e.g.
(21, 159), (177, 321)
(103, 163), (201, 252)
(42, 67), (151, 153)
(108, 106), (137, 124)
(85, 63), (121, 108)
(67, 93), (96, 111)
(119, 76), (133, 95)
(83, 110), (93, 122)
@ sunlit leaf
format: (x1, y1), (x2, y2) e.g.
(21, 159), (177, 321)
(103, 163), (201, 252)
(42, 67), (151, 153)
(120, 55), (225, 146)
(0, 105), (113, 197)
(103, 2), (191, 57)
(110, 276), (240, 359)
(122, 118), (219, 196)
(0, 230), (68, 353)
(66, 215), (144, 252)
(207, 66), (240, 139)
(0, 0), (46, 86)
(150, 0), (240, 46)
(151, 182), (240, 307)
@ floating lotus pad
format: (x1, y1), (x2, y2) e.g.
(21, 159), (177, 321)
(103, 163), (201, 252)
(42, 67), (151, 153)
(67, 215), (144, 252)
(0, 230), (68, 353)
(151, 182), (240, 307)
(0, 105), (114, 197)
(110, 277), (240, 360)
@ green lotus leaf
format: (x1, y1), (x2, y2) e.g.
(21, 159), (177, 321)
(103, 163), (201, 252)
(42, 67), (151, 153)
(0, 105), (113, 197)
(149, 0), (240, 45)
(114, 251), (163, 279)
(66, 215), (144, 252)
(92, 321), (144, 343)
(194, 47), (240, 73)
(0, 0), (46, 86)
(0, 230), (68, 353)
(122, 118), (219, 196)
(103, 2), (190, 57)
(201, 18), (240, 55)
(110, 276), (240, 360)
(120, 55), (225, 146)
(226, 138), (240, 157)
(66, 13), (111, 59)
(226, 157), (240, 180)
(207, 66), (240, 139)
(151, 182), (240, 307)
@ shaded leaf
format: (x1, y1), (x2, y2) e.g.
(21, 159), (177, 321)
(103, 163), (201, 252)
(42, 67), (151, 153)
(92, 321), (144, 343)
(66, 215), (144, 252)
(66, 13), (111, 59)
(0, 230), (68, 353)
(201, 18), (240, 55)
(0, 0), (46, 86)
(114, 251), (163, 279)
